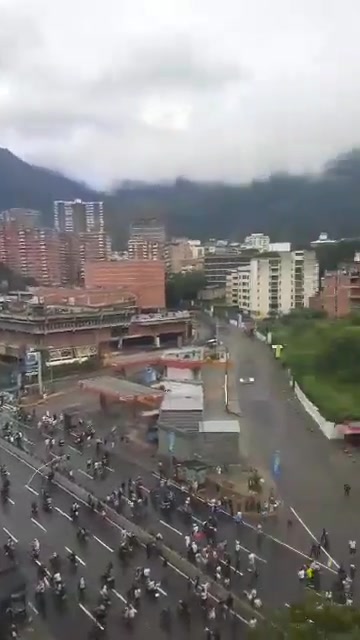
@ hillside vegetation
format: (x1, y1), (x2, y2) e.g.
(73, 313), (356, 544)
(2, 147), (360, 247)
(260, 311), (360, 422)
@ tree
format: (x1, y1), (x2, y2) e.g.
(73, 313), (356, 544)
(250, 596), (360, 638)
(165, 271), (207, 308)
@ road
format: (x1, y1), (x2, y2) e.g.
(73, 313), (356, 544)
(0, 443), (248, 640)
(1, 414), (338, 612)
(221, 322), (360, 570)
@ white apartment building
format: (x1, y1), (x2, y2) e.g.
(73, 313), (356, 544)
(226, 250), (319, 317)
(242, 233), (270, 252)
(226, 264), (251, 310)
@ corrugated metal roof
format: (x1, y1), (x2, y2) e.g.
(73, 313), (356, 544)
(159, 409), (201, 433)
(160, 381), (203, 412)
(199, 419), (240, 434)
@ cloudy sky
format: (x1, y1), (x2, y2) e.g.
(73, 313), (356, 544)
(0, 0), (360, 187)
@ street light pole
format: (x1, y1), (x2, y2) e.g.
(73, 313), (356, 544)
(25, 454), (65, 489)
(37, 351), (43, 396)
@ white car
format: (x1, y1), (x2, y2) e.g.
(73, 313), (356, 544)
(239, 377), (255, 384)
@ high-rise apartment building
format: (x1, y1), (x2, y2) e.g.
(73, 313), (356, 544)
(204, 251), (255, 287)
(0, 220), (62, 285)
(127, 217), (166, 261)
(128, 239), (162, 261)
(129, 217), (166, 244)
(0, 208), (41, 228)
(226, 250), (319, 317)
(54, 199), (104, 233)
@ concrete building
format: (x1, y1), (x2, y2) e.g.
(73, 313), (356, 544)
(166, 238), (204, 273)
(269, 242), (291, 252)
(127, 239), (162, 261)
(157, 380), (240, 465)
(226, 250), (319, 317)
(54, 199), (104, 233)
(242, 233), (270, 252)
(310, 232), (337, 247)
(84, 259), (166, 309)
(0, 208), (41, 228)
(0, 221), (63, 286)
(310, 263), (360, 317)
(204, 251), (255, 287)
(129, 218), (166, 244)
(226, 265), (251, 310)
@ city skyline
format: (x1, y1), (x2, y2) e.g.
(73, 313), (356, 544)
(1, 0), (360, 187)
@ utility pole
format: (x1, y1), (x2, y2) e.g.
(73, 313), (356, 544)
(37, 351), (43, 396)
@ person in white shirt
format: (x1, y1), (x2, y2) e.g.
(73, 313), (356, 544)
(349, 539), (356, 554)
(248, 552), (256, 571)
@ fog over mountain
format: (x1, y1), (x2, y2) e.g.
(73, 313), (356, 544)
(1, 147), (360, 249)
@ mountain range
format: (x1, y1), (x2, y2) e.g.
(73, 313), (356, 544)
(1, 147), (360, 248)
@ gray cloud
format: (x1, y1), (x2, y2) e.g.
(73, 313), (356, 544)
(0, 0), (360, 186)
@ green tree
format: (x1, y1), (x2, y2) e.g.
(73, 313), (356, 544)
(165, 271), (207, 308)
(250, 596), (360, 639)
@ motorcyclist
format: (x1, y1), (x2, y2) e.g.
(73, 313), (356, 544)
(31, 538), (40, 559)
(78, 576), (86, 597)
(31, 501), (38, 516)
(68, 550), (77, 566)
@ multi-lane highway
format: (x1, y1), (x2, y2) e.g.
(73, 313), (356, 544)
(0, 442), (249, 640)
(0, 410), (340, 613)
(220, 322), (360, 568)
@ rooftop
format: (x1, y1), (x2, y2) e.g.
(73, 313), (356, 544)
(79, 375), (164, 403)
(199, 419), (240, 434)
(160, 380), (203, 412)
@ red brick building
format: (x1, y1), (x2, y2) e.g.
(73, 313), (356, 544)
(0, 221), (63, 285)
(84, 260), (166, 309)
(310, 265), (360, 317)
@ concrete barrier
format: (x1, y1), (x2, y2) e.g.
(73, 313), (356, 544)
(293, 383), (343, 440)
(0, 437), (256, 621)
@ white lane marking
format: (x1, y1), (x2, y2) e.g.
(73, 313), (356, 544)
(290, 506), (340, 569)
(8, 498), (15, 505)
(159, 520), (183, 536)
(105, 466), (114, 472)
(31, 518), (47, 533)
(142, 486), (150, 493)
(55, 506), (72, 521)
(192, 515), (202, 524)
(28, 601), (38, 615)
(26, 485), (39, 496)
(158, 586), (167, 596)
(3, 527), (18, 543)
(166, 561), (188, 579)
(112, 589), (127, 603)
(79, 603), (104, 630)
(0, 440), (252, 616)
(93, 535), (114, 553)
(241, 520), (337, 575)
(68, 445), (80, 454)
(78, 469), (93, 480)
(24, 437), (34, 445)
(237, 542), (267, 564)
(65, 546), (86, 566)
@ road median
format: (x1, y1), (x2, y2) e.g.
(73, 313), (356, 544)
(0, 437), (260, 623)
